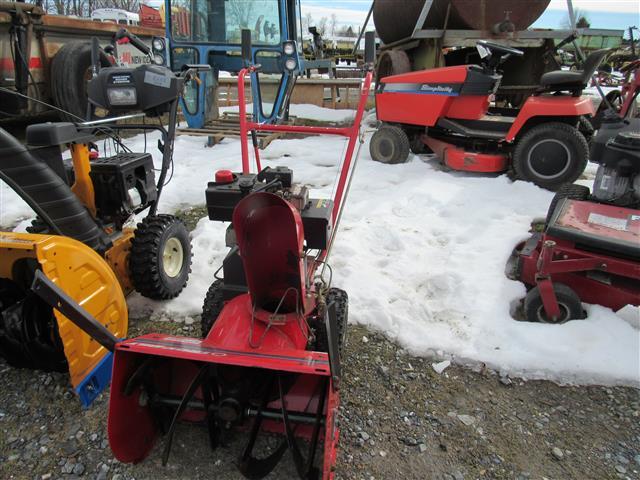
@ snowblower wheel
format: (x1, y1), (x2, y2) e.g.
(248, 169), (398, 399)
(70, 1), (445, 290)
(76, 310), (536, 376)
(130, 215), (192, 300)
(201, 279), (224, 337)
(545, 184), (590, 226)
(369, 125), (411, 164)
(315, 288), (349, 354)
(524, 283), (585, 324)
(512, 122), (589, 191)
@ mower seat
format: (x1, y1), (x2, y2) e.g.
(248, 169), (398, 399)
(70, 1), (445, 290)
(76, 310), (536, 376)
(233, 192), (306, 314)
(540, 49), (609, 94)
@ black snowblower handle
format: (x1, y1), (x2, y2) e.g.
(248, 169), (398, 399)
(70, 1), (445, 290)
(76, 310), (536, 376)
(31, 270), (119, 352)
(114, 28), (151, 56)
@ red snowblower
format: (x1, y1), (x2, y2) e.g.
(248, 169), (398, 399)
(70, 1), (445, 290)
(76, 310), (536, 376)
(371, 40), (609, 190)
(506, 109), (640, 324)
(30, 30), (376, 479)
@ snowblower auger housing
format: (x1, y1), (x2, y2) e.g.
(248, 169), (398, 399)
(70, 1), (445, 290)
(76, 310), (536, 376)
(0, 232), (127, 406)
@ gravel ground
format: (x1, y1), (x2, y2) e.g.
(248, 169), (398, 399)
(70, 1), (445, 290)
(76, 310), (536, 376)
(1, 319), (638, 480)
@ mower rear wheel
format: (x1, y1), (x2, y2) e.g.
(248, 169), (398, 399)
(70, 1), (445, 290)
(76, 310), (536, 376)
(370, 125), (410, 164)
(545, 184), (590, 225)
(130, 215), (192, 300)
(314, 288), (349, 354)
(201, 279), (224, 338)
(513, 122), (588, 191)
(524, 283), (585, 324)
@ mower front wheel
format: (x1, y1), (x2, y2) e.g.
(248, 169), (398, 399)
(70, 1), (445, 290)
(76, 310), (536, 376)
(130, 215), (192, 300)
(513, 122), (589, 191)
(201, 279), (224, 338)
(524, 283), (585, 324)
(370, 125), (410, 164)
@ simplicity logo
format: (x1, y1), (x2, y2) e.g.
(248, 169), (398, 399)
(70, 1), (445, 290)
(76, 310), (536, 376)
(420, 84), (454, 94)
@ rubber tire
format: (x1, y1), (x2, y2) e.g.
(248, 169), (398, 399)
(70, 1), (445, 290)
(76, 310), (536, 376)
(375, 50), (411, 81)
(524, 283), (585, 324)
(512, 122), (589, 191)
(201, 279), (224, 338)
(545, 184), (590, 226)
(130, 214), (192, 300)
(50, 42), (111, 121)
(409, 134), (427, 155)
(369, 125), (411, 164)
(314, 288), (349, 354)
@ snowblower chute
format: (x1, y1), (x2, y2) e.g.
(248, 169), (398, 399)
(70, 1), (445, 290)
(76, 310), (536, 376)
(30, 30), (376, 478)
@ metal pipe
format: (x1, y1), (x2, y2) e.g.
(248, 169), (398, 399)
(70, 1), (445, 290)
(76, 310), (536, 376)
(80, 113), (146, 126)
(352, 0), (375, 56)
(150, 394), (324, 425)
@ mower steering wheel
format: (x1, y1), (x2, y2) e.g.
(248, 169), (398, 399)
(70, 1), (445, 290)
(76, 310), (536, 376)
(477, 40), (524, 58)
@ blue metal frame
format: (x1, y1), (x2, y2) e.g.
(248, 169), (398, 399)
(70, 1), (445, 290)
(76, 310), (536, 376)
(75, 351), (114, 408)
(164, 0), (303, 128)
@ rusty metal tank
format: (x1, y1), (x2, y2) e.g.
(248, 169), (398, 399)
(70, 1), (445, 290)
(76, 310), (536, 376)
(373, 0), (551, 44)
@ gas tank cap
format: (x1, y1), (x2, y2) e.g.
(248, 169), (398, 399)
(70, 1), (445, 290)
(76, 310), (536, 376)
(215, 169), (235, 184)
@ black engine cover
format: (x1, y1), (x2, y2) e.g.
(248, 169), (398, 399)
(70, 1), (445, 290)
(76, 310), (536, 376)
(90, 152), (157, 226)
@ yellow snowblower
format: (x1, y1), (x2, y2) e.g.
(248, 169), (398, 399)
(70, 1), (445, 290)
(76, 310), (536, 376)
(0, 33), (208, 405)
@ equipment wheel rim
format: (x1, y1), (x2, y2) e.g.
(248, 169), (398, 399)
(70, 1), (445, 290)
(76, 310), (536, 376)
(527, 139), (571, 179)
(162, 237), (184, 278)
(535, 302), (571, 324)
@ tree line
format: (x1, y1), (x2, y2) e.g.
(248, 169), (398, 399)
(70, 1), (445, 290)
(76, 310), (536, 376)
(22, 0), (141, 17)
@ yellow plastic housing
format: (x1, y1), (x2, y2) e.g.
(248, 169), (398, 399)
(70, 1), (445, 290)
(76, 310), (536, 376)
(0, 232), (128, 389)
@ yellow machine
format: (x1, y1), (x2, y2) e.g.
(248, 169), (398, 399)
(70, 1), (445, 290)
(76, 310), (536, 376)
(0, 232), (127, 403)
(0, 59), (203, 405)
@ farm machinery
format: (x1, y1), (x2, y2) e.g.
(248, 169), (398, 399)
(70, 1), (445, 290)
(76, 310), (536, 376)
(507, 108), (640, 324)
(0, 33), (206, 405)
(371, 40), (609, 190)
(27, 30), (375, 478)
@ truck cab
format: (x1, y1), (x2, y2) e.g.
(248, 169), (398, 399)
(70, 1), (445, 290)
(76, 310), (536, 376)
(162, 0), (304, 127)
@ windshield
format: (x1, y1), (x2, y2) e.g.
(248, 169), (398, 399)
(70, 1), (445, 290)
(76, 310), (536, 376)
(169, 0), (282, 45)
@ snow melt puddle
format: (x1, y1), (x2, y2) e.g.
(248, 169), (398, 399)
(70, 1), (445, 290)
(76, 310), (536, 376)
(1, 112), (638, 387)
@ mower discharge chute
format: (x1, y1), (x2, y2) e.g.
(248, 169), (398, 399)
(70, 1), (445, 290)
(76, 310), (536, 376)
(33, 31), (376, 479)
(0, 31), (209, 405)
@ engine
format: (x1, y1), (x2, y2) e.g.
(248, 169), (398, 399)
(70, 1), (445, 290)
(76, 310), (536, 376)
(590, 119), (640, 208)
(205, 166), (333, 300)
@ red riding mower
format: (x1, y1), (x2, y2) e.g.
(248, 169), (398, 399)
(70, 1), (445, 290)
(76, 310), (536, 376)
(506, 112), (640, 324)
(371, 41), (609, 190)
(0, 31), (205, 405)
(29, 31), (375, 480)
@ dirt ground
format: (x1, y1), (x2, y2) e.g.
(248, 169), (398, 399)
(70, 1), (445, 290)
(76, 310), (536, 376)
(1, 317), (638, 480)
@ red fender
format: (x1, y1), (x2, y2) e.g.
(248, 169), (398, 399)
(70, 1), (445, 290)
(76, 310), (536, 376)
(506, 96), (595, 142)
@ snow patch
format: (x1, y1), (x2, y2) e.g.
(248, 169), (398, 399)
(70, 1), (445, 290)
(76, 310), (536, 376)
(1, 126), (638, 387)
